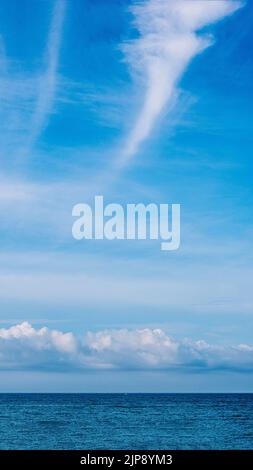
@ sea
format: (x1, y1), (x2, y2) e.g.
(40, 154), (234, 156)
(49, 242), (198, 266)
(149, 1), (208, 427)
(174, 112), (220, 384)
(0, 393), (252, 450)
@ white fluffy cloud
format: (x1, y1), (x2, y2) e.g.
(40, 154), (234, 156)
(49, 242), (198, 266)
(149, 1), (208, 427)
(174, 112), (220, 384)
(0, 322), (252, 372)
(0, 322), (77, 370)
(121, 0), (242, 164)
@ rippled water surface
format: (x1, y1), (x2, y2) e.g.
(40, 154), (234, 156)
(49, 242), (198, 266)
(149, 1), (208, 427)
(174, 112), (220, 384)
(0, 393), (252, 449)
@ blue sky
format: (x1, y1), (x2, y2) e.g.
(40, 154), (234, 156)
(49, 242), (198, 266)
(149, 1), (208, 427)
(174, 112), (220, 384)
(0, 0), (253, 392)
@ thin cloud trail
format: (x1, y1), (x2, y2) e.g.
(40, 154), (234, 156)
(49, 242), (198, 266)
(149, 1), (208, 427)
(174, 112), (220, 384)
(118, 0), (242, 167)
(21, 0), (66, 157)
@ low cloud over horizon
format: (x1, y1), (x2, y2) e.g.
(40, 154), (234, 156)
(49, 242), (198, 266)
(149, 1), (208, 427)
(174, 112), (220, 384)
(0, 322), (252, 373)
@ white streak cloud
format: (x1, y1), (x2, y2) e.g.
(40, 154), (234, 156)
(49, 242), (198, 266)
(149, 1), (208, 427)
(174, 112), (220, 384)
(22, 0), (66, 156)
(121, 0), (242, 164)
(0, 322), (252, 372)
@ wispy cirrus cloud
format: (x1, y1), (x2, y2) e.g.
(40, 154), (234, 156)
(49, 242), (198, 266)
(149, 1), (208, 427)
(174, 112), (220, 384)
(120, 0), (242, 165)
(0, 0), (66, 162)
(22, 0), (67, 156)
(0, 322), (253, 372)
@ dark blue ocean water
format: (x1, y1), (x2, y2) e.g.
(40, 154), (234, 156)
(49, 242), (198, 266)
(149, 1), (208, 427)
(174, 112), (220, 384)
(0, 394), (252, 449)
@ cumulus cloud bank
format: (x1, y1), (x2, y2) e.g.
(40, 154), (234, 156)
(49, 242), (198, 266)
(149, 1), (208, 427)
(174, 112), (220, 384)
(0, 322), (252, 372)
(121, 0), (242, 164)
